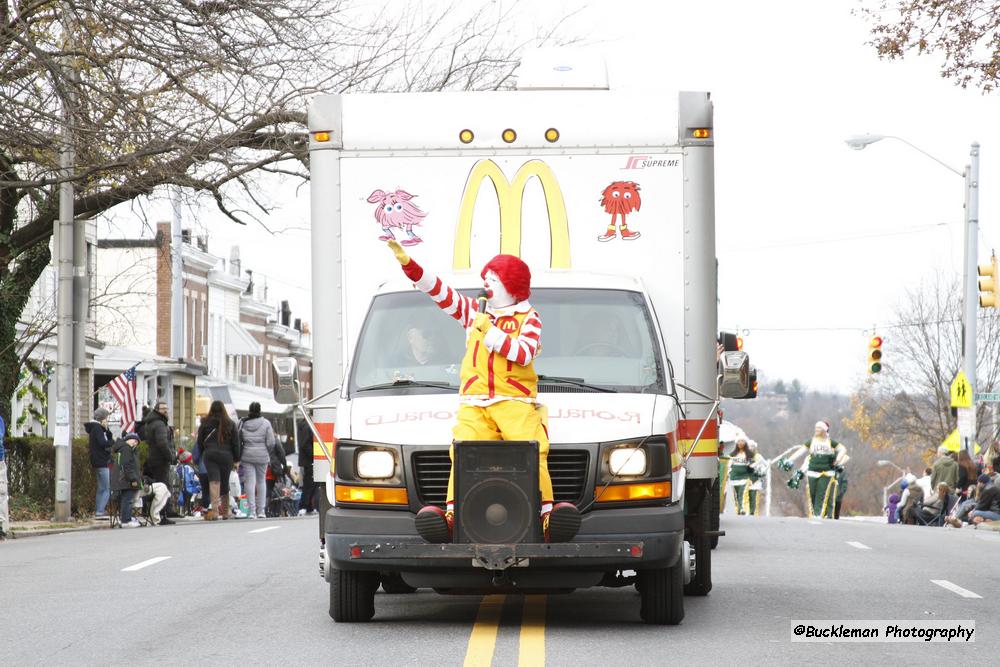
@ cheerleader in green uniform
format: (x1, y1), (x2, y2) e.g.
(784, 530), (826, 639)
(780, 421), (849, 519)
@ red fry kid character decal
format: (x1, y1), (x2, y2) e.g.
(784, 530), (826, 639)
(598, 181), (641, 242)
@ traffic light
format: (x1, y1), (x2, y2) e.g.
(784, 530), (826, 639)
(742, 367), (758, 399)
(867, 336), (883, 374)
(978, 255), (998, 308)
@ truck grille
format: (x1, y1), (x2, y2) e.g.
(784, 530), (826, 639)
(412, 449), (590, 508)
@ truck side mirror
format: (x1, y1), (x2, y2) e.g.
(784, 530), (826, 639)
(718, 351), (750, 398)
(271, 357), (300, 404)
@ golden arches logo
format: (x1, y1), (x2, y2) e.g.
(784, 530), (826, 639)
(452, 159), (571, 270)
(496, 316), (519, 333)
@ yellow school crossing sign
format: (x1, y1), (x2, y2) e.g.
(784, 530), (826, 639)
(950, 370), (973, 408)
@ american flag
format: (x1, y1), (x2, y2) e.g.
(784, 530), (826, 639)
(108, 365), (138, 433)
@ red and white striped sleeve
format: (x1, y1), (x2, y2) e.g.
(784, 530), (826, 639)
(483, 310), (541, 366)
(399, 257), (476, 328)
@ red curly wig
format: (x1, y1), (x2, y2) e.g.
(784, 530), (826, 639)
(480, 254), (531, 303)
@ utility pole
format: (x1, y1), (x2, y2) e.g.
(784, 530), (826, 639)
(171, 187), (184, 360)
(962, 143), (980, 457)
(53, 33), (76, 522)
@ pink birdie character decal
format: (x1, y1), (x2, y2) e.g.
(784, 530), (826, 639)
(367, 188), (427, 246)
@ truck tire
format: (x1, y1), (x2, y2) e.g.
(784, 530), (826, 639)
(709, 478), (721, 550)
(329, 568), (378, 622)
(684, 488), (712, 597)
(381, 572), (417, 594)
(638, 560), (684, 625)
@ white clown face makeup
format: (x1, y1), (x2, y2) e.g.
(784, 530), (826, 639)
(483, 270), (515, 309)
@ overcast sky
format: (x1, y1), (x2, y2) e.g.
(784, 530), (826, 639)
(100, 0), (1000, 395)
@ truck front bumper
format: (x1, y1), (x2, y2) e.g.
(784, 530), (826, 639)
(325, 502), (684, 573)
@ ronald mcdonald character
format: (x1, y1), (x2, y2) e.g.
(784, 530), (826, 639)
(385, 240), (581, 543)
(779, 421), (849, 519)
(727, 437), (752, 515)
(745, 440), (766, 516)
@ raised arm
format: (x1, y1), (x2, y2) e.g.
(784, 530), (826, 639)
(387, 240), (477, 328)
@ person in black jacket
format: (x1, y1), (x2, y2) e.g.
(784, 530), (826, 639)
(85, 408), (114, 518)
(196, 400), (241, 521)
(111, 432), (143, 527)
(296, 416), (316, 515)
(141, 401), (177, 523)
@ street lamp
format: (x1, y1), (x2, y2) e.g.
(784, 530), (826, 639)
(876, 460), (906, 517)
(848, 134), (981, 458)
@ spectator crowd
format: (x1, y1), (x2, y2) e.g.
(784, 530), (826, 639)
(87, 400), (320, 529)
(886, 444), (1000, 529)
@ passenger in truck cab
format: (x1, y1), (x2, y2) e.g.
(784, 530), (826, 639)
(386, 239), (581, 544)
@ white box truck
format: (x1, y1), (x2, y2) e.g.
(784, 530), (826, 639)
(277, 53), (751, 625)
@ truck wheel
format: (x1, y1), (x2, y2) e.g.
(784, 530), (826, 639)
(329, 568), (378, 622)
(381, 572), (417, 594)
(638, 560), (684, 625)
(684, 489), (712, 596)
(709, 478), (721, 550)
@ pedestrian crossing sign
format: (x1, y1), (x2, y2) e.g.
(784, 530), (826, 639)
(950, 371), (973, 408)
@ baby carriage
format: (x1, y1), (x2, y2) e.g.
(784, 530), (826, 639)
(267, 473), (298, 518)
(174, 462), (202, 516)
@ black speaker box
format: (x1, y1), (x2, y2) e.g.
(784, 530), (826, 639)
(453, 440), (540, 544)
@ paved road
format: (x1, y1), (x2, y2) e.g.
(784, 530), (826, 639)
(0, 514), (996, 665)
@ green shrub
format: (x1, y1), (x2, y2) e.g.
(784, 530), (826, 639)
(5, 436), (150, 520)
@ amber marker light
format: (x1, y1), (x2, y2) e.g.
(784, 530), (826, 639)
(459, 129), (474, 144)
(502, 128), (517, 143)
(313, 131), (331, 142)
(335, 485), (408, 505)
(596, 482), (671, 502)
(692, 128), (711, 139)
(544, 128), (560, 142)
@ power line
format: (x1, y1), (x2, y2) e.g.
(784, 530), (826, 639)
(718, 222), (950, 254)
(725, 314), (999, 335)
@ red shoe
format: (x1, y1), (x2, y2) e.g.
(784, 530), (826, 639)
(597, 229), (617, 242)
(415, 506), (453, 543)
(543, 503), (581, 543)
(619, 228), (641, 240)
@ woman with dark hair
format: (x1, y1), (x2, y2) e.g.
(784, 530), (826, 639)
(196, 400), (241, 520)
(238, 401), (278, 519)
(957, 450), (978, 496)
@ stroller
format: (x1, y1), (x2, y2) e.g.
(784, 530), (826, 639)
(173, 462), (202, 516)
(267, 472), (298, 518)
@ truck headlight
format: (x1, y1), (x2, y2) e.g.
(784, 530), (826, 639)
(356, 450), (395, 479)
(609, 447), (647, 476)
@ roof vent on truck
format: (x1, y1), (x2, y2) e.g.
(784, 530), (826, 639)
(515, 47), (609, 91)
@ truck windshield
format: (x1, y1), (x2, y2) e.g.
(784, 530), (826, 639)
(349, 288), (667, 395)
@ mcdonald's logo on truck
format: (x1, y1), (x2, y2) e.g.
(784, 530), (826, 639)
(452, 159), (572, 270)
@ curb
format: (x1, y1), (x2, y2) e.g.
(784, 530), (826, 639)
(6, 513), (310, 539)
(8, 522), (108, 539)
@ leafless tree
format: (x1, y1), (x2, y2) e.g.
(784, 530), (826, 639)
(858, 0), (1000, 92)
(0, 0), (576, 423)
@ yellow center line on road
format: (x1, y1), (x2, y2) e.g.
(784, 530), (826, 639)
(518, 595), (546, 667)
(463, 595), (505, 667)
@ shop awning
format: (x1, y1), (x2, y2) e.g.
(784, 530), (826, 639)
(207, 383), (290, 417)
(225, 319), (262, 356)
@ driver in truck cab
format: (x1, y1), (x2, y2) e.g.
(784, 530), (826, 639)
(386, 240), (581, 543)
